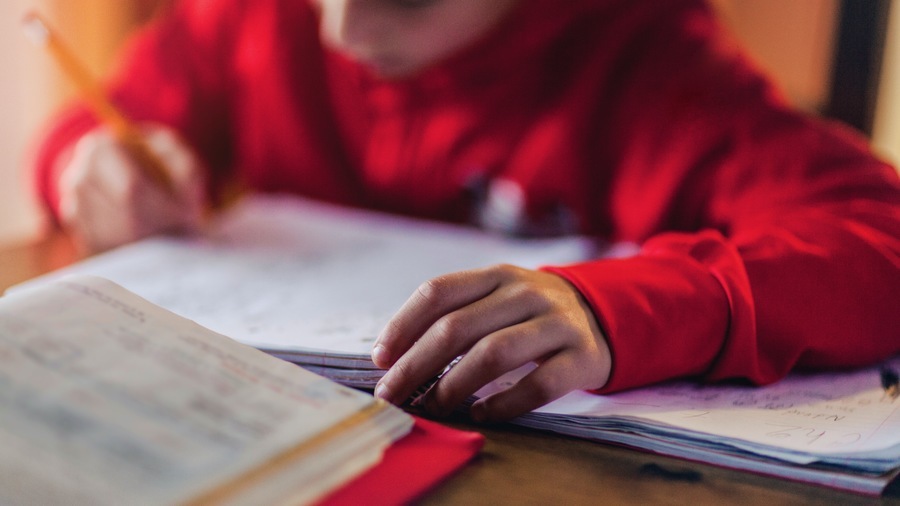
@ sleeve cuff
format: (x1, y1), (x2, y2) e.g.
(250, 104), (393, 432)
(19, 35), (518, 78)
(542, 247), (730, 392)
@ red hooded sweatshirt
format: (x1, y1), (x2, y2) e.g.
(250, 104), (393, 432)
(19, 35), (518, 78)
(33, 0), (900, 392)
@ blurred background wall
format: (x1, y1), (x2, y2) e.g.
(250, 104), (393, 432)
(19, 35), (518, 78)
(0, 0), (896, 247)
(874, 2), (900, 165)
(0, 0), (161, 247)
(712, 0), (840, 112)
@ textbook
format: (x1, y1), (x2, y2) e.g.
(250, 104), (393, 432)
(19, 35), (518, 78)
(0, 274), (418, 505)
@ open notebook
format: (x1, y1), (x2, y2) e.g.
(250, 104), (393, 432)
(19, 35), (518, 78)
(0, 275), (414, 505)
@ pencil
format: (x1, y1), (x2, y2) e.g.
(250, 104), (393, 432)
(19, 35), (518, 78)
(21, 11), (174, 193)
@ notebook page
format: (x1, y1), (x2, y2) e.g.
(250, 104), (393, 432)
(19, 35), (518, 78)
(0, 275), (409, 505)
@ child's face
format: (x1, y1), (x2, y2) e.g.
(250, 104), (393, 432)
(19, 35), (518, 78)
(312, 0), (520, 79)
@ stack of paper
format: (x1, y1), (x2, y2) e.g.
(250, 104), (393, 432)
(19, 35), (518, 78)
(471, 359), (900, 495)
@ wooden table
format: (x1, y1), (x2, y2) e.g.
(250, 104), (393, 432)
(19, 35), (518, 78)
(2, 233), (897, 505)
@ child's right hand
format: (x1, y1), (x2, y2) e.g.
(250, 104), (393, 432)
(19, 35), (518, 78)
(57, 125), (207, 253)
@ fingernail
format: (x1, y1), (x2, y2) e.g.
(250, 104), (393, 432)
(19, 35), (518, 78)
(374, 383), (392, 403)
(371, 344), (389, 367)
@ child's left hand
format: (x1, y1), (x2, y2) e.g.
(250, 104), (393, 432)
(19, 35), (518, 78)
(372, 264), (612, 422)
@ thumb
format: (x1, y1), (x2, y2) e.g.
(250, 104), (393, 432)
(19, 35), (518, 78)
(141, 124), (208, 227)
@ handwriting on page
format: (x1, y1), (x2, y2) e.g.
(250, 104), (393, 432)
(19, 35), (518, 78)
(0, 276), (375, 504)
(14, 195), (597, 358)
(489, 358), (900, 457)
(62, 280), (148, 322)
(610, 371), (900, 454)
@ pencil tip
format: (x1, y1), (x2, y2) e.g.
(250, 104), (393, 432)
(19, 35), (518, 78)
(21, 11), (50, 45)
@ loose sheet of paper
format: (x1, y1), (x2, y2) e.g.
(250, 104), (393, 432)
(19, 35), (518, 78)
(0, 276), (408, 506)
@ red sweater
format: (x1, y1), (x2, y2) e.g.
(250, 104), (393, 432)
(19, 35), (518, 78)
(34, 0), (900, 392)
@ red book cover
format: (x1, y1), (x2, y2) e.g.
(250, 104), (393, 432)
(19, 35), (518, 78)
(318, 417), (485, 505)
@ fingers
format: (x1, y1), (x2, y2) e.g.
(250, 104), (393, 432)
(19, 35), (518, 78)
(144, 126), (206, 199)
(58, 125), (207, 252)
(373, 266), (503, 368)
(122, 125), (207, 228)
(374, 266), (613, 422)
(425, 298), (611, 419)
(421, 318), (560, 417)
(469, 350), (590, 422)
(60, 131), (141, 250)
(374, 266), (535, 405)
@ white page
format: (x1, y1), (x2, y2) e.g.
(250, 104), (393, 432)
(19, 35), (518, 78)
(0, 275), (411, 506)
(13, 194), (614, 359)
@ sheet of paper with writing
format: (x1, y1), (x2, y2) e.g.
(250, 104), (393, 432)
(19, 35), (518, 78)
(474, 358), (900, 494)
(11, 194), (612, 384)
(0, 275), (412, 506)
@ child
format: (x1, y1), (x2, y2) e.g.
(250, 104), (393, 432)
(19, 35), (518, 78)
(33, 0), (900, 422)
